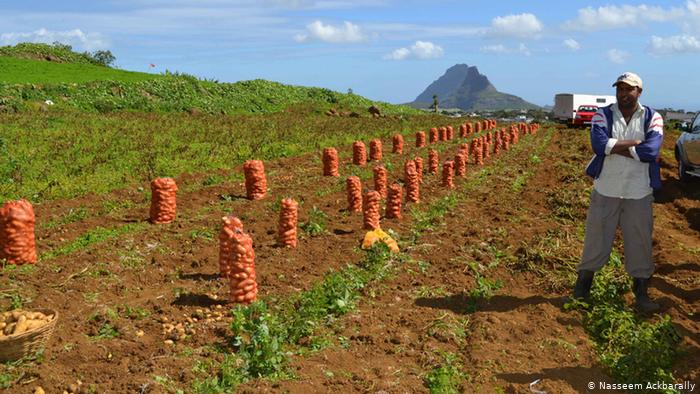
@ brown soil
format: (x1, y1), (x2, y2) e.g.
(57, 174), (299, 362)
(1, 126), (698, 393)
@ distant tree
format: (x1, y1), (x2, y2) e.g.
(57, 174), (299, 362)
(91, 50), (116, 67)
(431, 94), (439, 113)
(347, 88), (354, 95)
(51, 41), (73, 52)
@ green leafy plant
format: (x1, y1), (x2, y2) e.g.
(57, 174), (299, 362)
(300, 206), (328, 237)
(424, 352), (466, 393)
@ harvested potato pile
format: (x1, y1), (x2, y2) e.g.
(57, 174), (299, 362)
(0, 310), (54, 337)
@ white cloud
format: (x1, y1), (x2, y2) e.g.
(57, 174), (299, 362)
(562, 4), (684, 31)
(367, 22), (485, 39)
(563, 38), (580, 51)
(606, 49), (630, 64)
(682, 0), (700, 34)
(648, 34), (700, 54)
(481, 44), (507, 54)
(481, 43), (531, 56)
(384, 40), (444, 60)
(294, 20), (365, 43)
(0, 28), (108, 51)
(488, 13), (543, 38)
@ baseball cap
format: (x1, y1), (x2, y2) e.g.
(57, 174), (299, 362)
(612, 72), (643, 89)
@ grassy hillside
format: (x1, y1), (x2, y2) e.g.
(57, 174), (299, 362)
(0, 43), (430, 201)
(0, 56), (161, 84)
(0, 42), (106, 65)
(0, 43), (416, 116)
(0, 77), (415, 115)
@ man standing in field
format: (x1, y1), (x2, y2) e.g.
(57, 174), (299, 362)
(573, 72), (664, 314)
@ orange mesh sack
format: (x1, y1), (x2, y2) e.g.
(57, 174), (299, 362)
(370, 139), (383, 161)
(353, 141), (367, 166)
(474, 144), (484, 166)
(244, 160), (267, 200)
(459, 143), (470, 159)
(219, 216), (243, 278)
(416, 131), (426, 148)
(229, 230), (258, 304)
(404, 160), (420, 203)
(363, 190), (381, 230)
(459, 124), (467, 138)
(373, 166), (388, 198)
(454, 153), (466, 177)
(392, 134), (404, 154)
(0, 200), (37, 265)
(322, 148), (339, 177)
(442, 160), (455, 189)
(346, 176), (363, 212)
(439, 127), (447, 142)
(385, 183), (403, 219)
(414, 157), (424, 184)
(278, 198), (298, 248)
(149, 177), (178, 224)
(429, 127), (438, 144)
(429, 150), (439, 174)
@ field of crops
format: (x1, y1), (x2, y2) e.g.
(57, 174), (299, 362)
(1, 104), (698, 393)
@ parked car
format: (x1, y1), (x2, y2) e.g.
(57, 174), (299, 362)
(675, 113), (700, 181)
(573, 105), (598, 127)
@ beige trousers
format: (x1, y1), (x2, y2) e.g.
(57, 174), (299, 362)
(578, 189), (655, 278)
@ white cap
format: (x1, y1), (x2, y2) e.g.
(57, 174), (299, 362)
(612, 72), (643, 89)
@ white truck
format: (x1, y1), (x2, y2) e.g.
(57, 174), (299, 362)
(553, 93), (616, 126)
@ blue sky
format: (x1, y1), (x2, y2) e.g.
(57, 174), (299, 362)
(2, 0), (699, 110)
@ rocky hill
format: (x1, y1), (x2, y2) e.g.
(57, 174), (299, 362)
(411, 64), (539, 111)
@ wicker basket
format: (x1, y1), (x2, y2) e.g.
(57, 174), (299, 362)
(0, 308), (58, 362)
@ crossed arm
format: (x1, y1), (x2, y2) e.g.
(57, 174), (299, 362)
(609, 139), (641, 158)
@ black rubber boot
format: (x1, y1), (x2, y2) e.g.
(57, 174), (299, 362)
(633, 277), (660, 314)
(572, 270), (595, 302)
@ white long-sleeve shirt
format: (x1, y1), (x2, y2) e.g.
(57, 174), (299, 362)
(593, 102), (658, 199)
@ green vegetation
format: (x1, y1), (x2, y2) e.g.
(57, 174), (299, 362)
(0, 111), (442, 202)
(426, 314), (471, 347)
(193, 244), (398, 392)
(0, 348), (45, 389)
(0, 56), (159, 85)
(42, 207), (88, 230)
(0, 42), (114, 67)
(0, 43), (418, 116)
(0, 43), (431, 203)
(423, 352), (467, 393)
(0, 77), (419, 115)
(88, 308), (121, 340)
(40, 223), (147, 261)
(467, 275), (502, 309)
(300, 206), (328, 237)
(567, 253), (682, 389)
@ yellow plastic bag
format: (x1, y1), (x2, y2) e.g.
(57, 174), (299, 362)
(361, 229), (399, 253)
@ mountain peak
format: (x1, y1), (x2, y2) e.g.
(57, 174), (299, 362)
(411, 63), (538, 111)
